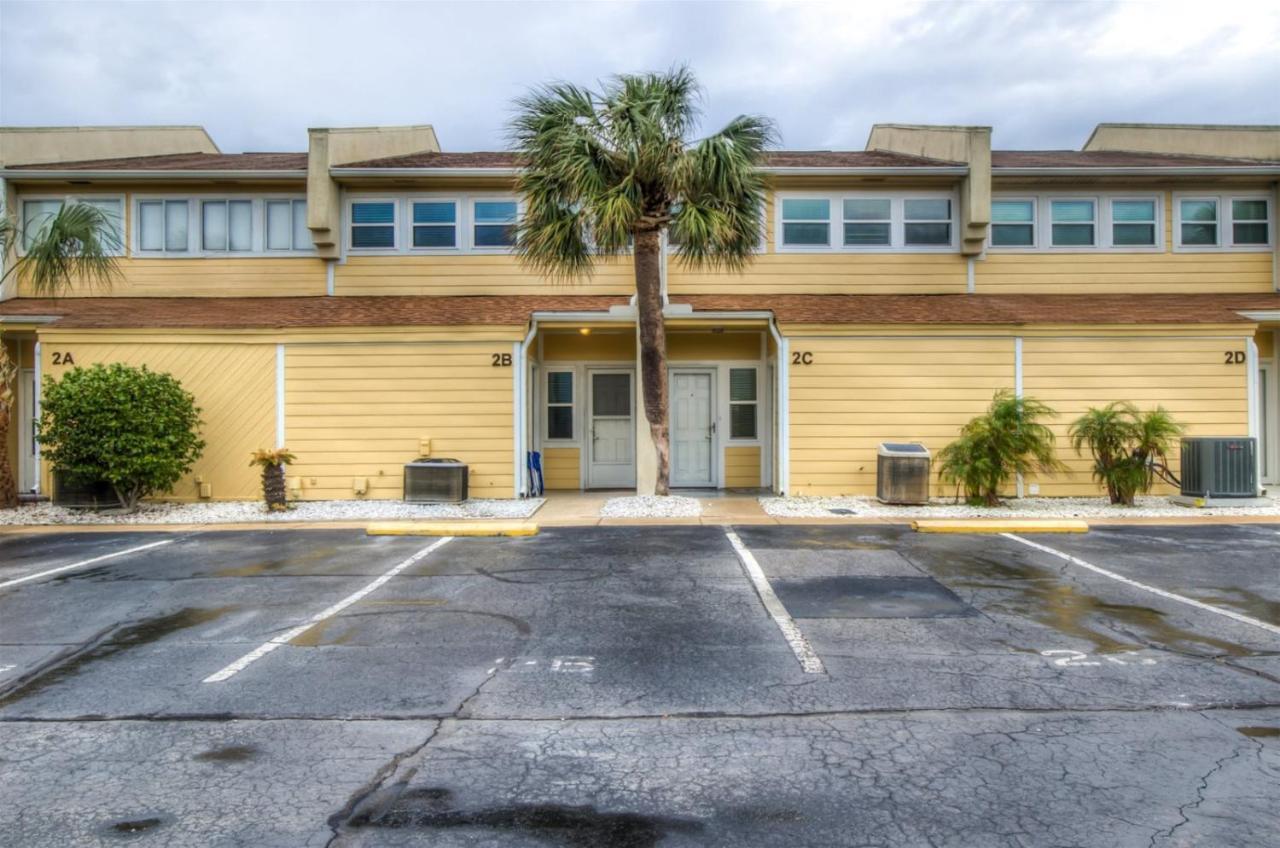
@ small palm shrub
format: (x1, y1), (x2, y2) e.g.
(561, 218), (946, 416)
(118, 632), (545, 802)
(937, 390), (1064, 506)
(1069, 403), (1184, 505)
(250, 448), (296, 512)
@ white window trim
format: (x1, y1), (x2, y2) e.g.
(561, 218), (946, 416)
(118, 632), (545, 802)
(774, 190), (960, 253)
(132, 193), (313, 258)
(344, 191), (523, 256)
(989, 196), (1039, 250)
(988, 191), (1165, 253)
(1107, 196), (1161, 251)
(1047, 197), (1099, 249)
(543, 368), (577, 444)
(200, 198), (255, 254)
(841, 198), (893, 248)
(18, 194), (127, 257)
(263, 198), (313, 253)
(1173, 192), (1274, 252)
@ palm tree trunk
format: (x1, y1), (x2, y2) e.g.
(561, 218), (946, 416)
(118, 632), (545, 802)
(0, 342), (17, 510)
(633, 229), (669, 495)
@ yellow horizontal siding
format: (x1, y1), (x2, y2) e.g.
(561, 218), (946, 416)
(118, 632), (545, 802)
(17, 257), (329, 298)
(668, 331), (763, 360)
(542, 331), (633, 361)
(788, 337), (1015, 496)
(724, 446), (761, 488)
(541, 447), (580, 490)
(334, 254), (633, 296)
(285, 342), (514, 499)
(39, 342), (275, 500)
(1022, 336), (1251, 496)
(669, 253), (969, 295)
(975, 252), (1273, 294)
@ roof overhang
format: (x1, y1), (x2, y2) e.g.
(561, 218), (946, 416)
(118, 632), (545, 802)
(0, 169), (308, 180)
(994, 166), (1280, 177)
(1237, 311), (1280, 322)
(331, 165), (970, 179)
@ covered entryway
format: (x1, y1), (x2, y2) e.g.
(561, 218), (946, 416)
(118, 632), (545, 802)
(586, 369), (636, 489)
(671, 368), (716, 487)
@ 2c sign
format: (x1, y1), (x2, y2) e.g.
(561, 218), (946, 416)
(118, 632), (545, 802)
(791, 351), (814, 365)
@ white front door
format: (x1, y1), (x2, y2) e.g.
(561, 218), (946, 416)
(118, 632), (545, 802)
(18, 369), (37, 493)
(1261, 361), (1277, 485)
(587, 369), (635, 488)
(671, 370), (715, 487)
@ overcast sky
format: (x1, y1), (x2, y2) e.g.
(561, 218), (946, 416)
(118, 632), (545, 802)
(1, 0), (1277, 154)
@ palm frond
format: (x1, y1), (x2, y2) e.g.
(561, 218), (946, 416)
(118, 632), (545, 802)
(2, 203), (121, 296)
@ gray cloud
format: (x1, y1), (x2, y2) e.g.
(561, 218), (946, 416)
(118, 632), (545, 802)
(1, 0), (1277, 153)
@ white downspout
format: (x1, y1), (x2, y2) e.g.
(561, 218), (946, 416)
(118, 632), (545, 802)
(1014, 336), (1024, 498)
(32, 339), (41, 495)
(1247, 336), (1261, 495)
(516, 321), (538, 497)
(768, 319), (789, 495)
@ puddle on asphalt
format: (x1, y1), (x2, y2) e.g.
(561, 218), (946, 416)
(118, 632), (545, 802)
(212, 544), (341, 577)
(925, 552), (1254, 657)
(1193, 588), (1280, 625)
(104, 817), (165, 839)
(193, 744), (259, 762)
(1237, 726), (1280, 738)
(0, 606), (238, 707)
(344, 785), (703, 847)
(289, 617), (356, 647)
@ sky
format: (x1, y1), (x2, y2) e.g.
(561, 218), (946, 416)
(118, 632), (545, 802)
(1, 0), (1278, 154)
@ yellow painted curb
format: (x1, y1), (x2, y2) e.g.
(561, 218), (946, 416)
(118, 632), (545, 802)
(366, 522), (538, 537)
(912, 519), (1089, 534)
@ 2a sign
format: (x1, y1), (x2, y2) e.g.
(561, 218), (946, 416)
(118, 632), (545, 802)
(1224, 350), (1246, 365)
(791, 351), (814, 365)
(50, 352), (75, 366)
(492, 353), (513, 367)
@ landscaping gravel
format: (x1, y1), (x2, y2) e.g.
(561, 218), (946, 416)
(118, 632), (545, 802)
(760, 495), (1280, 519)
(0, 498), (543, 526)
(600, 495), (703, 518)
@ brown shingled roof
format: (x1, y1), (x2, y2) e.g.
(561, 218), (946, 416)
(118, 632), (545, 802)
(5, 151), (309, 171)
(3, 293), (1275, 330)
(993, 150), (1280, 168)
(338, 149), (964, 169)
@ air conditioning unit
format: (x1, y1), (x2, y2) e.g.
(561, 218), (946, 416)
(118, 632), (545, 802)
(877, 443), (931, 505)
(1180, 437), (1257, 498)
(53, 470), (116, 509)
(404, 458), (468, 503)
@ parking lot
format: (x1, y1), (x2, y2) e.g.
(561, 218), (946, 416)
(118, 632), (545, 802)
(1, 522), (1278, 847)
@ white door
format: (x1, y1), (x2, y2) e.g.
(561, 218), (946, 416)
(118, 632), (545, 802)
(587, 370), (635, 488)
(18, 369), (37, 493)
(671, 370), (715, 487)
(1261, 361), (1276, 485)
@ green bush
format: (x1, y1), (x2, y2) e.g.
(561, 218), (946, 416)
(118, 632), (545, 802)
(937, 390), (1064, 506)
(38, 363), (205, 511)
(1069, 403), (1184, 506)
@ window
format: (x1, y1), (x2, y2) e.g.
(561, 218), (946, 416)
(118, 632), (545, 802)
(473, 200), (517, 248)
(1050, 199), (1096, 247)
(202, 200), (252, 252)
(1232, 199), (1270, 245)
(729, 368), (758, 439)
(1111, 199), (1157, 247)
(843, 198), (891, 247)
(350, 201), (396, 249)
(546, 371), (574, 440)
(266, 200), (312, 251)
(991, 200), (1035, 247)
(138, 199), (190, 252)
(23, 198), (124, 254)
(21, 200), (62, 250)
(904, 198), (951, 246)
(781, 198), (830, 247)
(1179, 199), (1218, 246)
(412, 201), (457, 248)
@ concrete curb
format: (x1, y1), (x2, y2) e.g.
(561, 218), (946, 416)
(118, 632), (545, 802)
(912, 519), (1090, 534)
(366, 521), (538, 537)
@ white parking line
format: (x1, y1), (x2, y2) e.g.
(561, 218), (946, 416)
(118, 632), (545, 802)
(1003, 533), (1280, 638)
(724, 530), (825, 674)
(202, 536), (453, 683)
(0, 539), (174, 590)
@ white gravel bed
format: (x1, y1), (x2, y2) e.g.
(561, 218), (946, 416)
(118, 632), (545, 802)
(0, 498), (544, 526)
(600, 495), (703, 518)
(760, 495), (1280, 519)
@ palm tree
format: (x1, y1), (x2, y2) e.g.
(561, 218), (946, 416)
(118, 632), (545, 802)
(510, 68), (775, 494)
(0, 202), (120, 508)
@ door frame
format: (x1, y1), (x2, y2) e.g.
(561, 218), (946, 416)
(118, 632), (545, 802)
(585, 367), (636, 489)
(1261, 355), (1278, 486)
(17, 368), (36, 493)
(668, 366), (718, 488)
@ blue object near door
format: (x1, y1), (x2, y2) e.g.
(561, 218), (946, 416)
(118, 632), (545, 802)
(526, 451), (544, 496)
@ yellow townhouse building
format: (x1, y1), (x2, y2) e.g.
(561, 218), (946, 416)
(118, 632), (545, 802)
(1, 122), (1278, 502)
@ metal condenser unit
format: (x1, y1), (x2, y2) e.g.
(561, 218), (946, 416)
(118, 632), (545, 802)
(1179, 437), (1256, 499)
(403, 458), (469, 503)
(877, 443), (931, 505)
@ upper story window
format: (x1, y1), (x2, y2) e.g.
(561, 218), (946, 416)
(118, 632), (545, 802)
(266, 199), (312, 251)
(991, 199), (1035, 246)
(21, 197), (125, 255)
(473, 200), (518, 248)
(1050, 199), (1096, 247)
(1110, 199), (1157, 247)
(412, 201), (457, 248)
(202, 200), (252, 252)
(778, 193), (956, 251)
(350, 201), (397, 249)
(139, 199), (190, 252)
(1176, 194), (1272, 250)
(781, 198), (831, 247)
(904, 199), (951, 246)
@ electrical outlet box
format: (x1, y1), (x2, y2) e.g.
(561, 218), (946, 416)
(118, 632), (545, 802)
(1029, 483), (1041, 495)
(198, 482), (212, 499)
(353, 477), (369, 495)
(419, 437), (432, 456)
